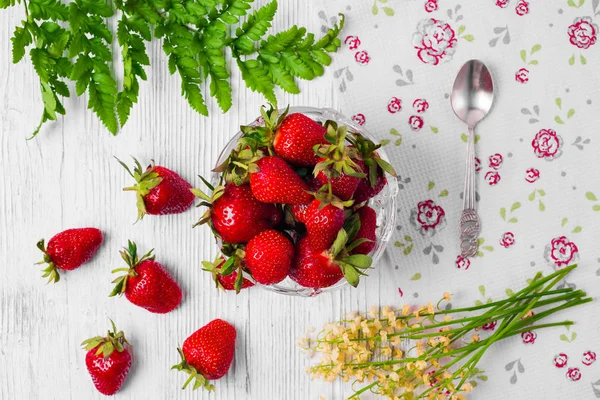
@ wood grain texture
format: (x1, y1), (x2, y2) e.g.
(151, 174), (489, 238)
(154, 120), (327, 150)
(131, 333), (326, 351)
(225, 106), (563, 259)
(0, 1), (391, 399)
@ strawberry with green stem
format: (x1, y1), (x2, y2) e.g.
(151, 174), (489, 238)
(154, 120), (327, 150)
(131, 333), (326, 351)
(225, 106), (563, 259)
(36, 228), (103, 283)
(117, 156), (195, 221)
(249, 155), (314, 204)
(314, 122), (366, 201)
(346, 205), (377, 255)
(303, 184), (351, 252)
(172, 319), (236, 391)
(202, 254), (254, 293)
(110, 241), (182, 314)
(273, 111), (328, 166)
(82, 319), (132, 396)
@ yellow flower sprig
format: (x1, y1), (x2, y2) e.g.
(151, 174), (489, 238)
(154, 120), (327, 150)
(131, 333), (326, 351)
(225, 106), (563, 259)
(301, 264), (591, 399)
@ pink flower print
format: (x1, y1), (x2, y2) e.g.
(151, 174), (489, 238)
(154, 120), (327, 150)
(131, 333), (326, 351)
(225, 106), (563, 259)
(474, 157), (481, 173)
(354, 50), (370, 65)
(496, 0), (509, 7)
(488, 153), (503, 170)
(424, 0), (438, 13)
(532, 128), (563, 160)
(351, 113), (366, 126)
(568, 17), (598, 49)
(515, 0), (529, 16)
(525, 168), (540, 183)
(410, 200), (446, 236)
(521, 330), (537, 344)
(515, 68), (529, 83)
(413, 98), (430, 113)
(481, 320), (497, 331)
(412, 18), (457, 65)
(545, 236), (579, 268)
(582, 351), (597, 366)
(553, 353), (569, 368)
(485, 171), (501, 186)
(500, 232), (515, 248)
(566, 367), (582, 381)
(455, 255), (470, 270)
(387, 97), (403, 114)
(409, 115), (424, 131)
(344, 35), (361, 50)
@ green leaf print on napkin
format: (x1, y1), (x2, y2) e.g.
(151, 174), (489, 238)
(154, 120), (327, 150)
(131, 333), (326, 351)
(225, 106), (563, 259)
(372, 0), (394, 16)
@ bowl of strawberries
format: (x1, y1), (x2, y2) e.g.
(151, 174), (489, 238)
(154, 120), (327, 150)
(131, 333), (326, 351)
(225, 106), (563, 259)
(196, 106), (398, 296)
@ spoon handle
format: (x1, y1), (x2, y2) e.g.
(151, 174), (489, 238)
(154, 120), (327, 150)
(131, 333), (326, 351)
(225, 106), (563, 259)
(460, 126), (481, 257)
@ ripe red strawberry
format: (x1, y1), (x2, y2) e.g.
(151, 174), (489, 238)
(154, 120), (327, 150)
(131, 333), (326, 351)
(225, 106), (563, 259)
(349, 133), (396, 203)
(173, 319), (236, 391)
(36, 228), (103, 283)
(273, 113), (328, 166)
(202, 256), (254, 292)
(354, 168), (388, 203)
(245, 229), (294, 285)
(194, 183), (282, 244)
(304, 199), (345, 252)
(82, 320), (132, 396)
(351, 206), (377, 255)
(110, 241), (182, 314)
(249, 156), (313, 204)
(315, 157), (365, 201)
(291, 203), (310, 223)
(118, 157), (195, 221)
(290, 231), (372, 289)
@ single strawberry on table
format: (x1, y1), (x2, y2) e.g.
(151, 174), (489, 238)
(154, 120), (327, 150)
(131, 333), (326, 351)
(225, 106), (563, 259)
(172, 319), (236, 391)
(82, 320), (132, 396)
(202, 255), (254, 292)
(249, 156), (313, 204)
(193, 182), (282, 244)
(244, 229), (295, 285)
(273, 112), (328, 166)
(36, 227), (103, 283)
(110, 241), (182, 314)
(117, 156), (195, 221)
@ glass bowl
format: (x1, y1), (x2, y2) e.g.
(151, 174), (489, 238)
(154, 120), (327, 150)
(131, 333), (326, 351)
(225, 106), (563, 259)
(211, 107), (399, 297)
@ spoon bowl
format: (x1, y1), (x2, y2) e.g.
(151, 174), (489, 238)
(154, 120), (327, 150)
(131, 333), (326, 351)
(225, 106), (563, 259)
(451, 60), (494, 128)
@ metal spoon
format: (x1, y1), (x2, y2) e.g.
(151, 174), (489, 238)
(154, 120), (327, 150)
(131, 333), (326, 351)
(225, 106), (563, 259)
(451, 60), (494, 257)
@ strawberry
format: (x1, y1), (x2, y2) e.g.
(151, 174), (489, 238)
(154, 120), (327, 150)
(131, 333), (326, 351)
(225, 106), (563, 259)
(110, 241), (182, 314)
(350, 206), (377, 255)
(290, 230), (372, 289)
(36, 228), (103, 283)
(244, 229), (295, 285)
(202, 256), (254, 292)
(273, 113), (328, 166)
(314, 122), (365, 201)
(117, 157), (195, 221)
(82, 320), (132, 396)
(249, 156), (313, 204)
(304, 199), (346, 252)
(349, 133), (397, 203)
(193, 182), (282, 244)
(173, 319), (236, 391)
(291, 203), (310, 223)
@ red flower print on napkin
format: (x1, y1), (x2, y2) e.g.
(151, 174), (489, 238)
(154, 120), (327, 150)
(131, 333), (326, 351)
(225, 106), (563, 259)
(474, 157), (481, 172)
(496, 0), (509, 8)
(553, 353), (569, 368)
(568, 17), (598, 49)
(482, 320), (497, 331)
(409, 115), (424, 131)
(582, 351), (597, 366)
(354, 50), (370, 65)
(532, 128), (563, 160)
(412, 18), (457, 65)
(515, 0), (529, 16)
(387, 97), (403, 113)
(500, 232), (515, 248)
(545, 236), (579, 268)
(410, 200), (446, 236)
(455, 255), (470, 270)
(413, 98), (429, 113)
(521, 330), (537, 344)
(424, 0), (438, 13)
(344, 35), (361, 50)
(485, 171), (501, 186)
(525, 168), (540, 183)
(515, 68), (529, 83)
(566, 367), (581, 381)
(488, 153), (503, 170)
(351, 113), (366, 126)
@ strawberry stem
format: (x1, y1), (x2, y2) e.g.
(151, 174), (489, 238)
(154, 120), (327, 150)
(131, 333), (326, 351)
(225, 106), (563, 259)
(109, 241), (153, 297)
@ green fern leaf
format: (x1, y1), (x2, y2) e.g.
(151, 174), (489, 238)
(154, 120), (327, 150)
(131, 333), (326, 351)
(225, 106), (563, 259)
(11, 24), (32, 63)
(234, 0), (277, 54)
(237, 58), (276, 105)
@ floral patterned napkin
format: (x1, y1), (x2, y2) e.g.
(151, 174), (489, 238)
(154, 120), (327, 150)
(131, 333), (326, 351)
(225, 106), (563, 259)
(319, 0), (600, 398)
